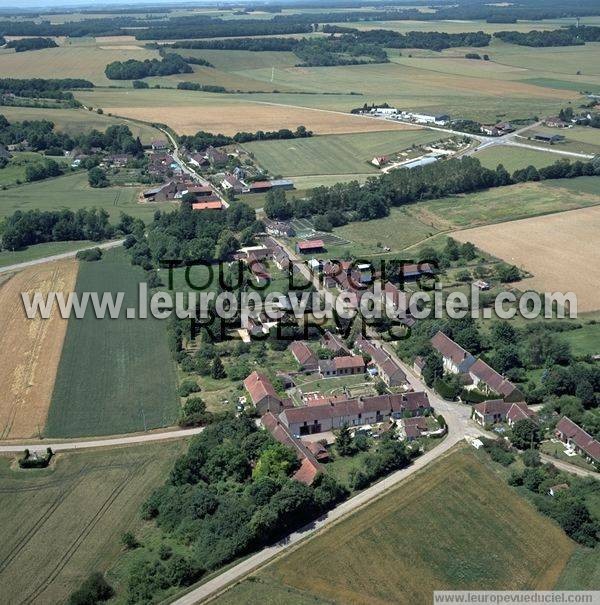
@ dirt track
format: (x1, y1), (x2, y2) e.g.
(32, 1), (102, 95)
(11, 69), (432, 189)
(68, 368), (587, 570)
(452, 205), (600, 312)
(0, 261), (78, 439)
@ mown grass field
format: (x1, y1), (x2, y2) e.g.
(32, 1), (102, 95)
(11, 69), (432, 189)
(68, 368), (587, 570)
(0, 240), (97, 268)
(0, 441), (183, 605)
(556, 548), (600, 590)
(405, 178), (600, 231)
(474, 146), (559, 172)
(555, 321), (600, 357)
(0, 171), (176, 221)
(212, 447), (575, 605)
(242, 129), (440, 176)
(45, 249), (179, 437)
(0, 106), (159, 144)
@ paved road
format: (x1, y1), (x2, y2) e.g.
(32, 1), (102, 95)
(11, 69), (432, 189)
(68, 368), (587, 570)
(0, 239), (125, 275)
(0, 426), (204, 453)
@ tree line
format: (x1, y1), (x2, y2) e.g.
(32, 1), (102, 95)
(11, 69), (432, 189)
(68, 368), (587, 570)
(0, 77), (93, 103)
(5, 37), (58, 52)
(179, 125), (312, 151)
(264, 155), (600, 223)
(0, 208), (118, 251)
(495, 25), (600, 47)
(105, 53), (192, 80)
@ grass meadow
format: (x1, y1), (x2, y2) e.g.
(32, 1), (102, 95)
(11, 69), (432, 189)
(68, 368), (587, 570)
(0, 106), (159, 144)
(0, 240), (98, 268)
(473, 146), (559, 172)
(0, 441), (183, 605)
(212, 447), (575, 605)
(45, 249), (179, 437)
(242, 129), (441, 176)
(0, 171), (177, 221)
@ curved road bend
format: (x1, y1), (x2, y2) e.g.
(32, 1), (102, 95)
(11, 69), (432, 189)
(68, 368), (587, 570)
(0, 239), (125, 275)
(0, 427), (204, 454)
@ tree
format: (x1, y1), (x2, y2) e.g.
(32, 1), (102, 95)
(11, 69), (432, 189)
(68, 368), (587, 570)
(121, 531), (139, 549)
(510, 419), (541, 450)
(68, 572), (114, 605)
(252, 443), (298, 480)
(522, 448), (541, 467)
(422, 351), (443, 387)
(211, 356), (226, 379)
(88, 166), (108, 188)
(335, 424), (355, 456)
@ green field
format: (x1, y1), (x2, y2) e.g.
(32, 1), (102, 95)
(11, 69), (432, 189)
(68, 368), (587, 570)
(405, 178), (600, 231)
(521, 125), (600, 156)
(243, 129), (441, 176)
(212, 447), (575, 604)
(45, 249), (179, 437)
(556, 322), (600, 357)
(0, 106), (160, 144)
(556, 547), (600, 590)
(474, 146), (558, 172)
(0, 441), (183, 605)
(0, 240), (98, 268)
(0, 171), (177, 221)
(0, 152), (70, 187)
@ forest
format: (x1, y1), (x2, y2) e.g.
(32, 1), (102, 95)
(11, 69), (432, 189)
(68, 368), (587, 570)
(495, 25), (600, 47)
(5, 37), (58, 52)
(105, 54), (192, 80)
(0, 78), (93, 102)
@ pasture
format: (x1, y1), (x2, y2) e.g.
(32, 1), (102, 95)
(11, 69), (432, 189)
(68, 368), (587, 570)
(45, 249), (179, 437)
(243, 129), (439, 176)
(473, 145), (559, 172)
(0, 241), (97, 269)
(0, 171), (176, 221)
(0, 261), (77, 440)
(519, 125), (600, 156)
(452, 204), (600, 312)
(213, 447), (575, 605)
(405, 178), (600, 231)
(0, 106), (160, 144)
(0, 441), (183, 605)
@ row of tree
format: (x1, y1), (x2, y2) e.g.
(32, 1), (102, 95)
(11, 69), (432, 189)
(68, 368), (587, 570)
(0, 77), (93, 103)
(495, 25), (600, 47)
(179, 125), (312, 151)
(5, 37), (58, 52)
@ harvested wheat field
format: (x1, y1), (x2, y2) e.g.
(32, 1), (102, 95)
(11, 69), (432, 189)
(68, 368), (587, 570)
(452, 205), (600, 312)
(0, 261), (78, 439)
(105, 103), (422, 136)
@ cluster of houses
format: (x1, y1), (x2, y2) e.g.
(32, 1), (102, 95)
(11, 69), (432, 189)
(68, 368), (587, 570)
(480, 121), (515, 137)
(366, 107), (451, 126)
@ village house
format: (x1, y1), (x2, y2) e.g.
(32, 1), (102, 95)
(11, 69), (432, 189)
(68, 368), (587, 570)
(279, 391), (433, 436)
(413, 356), (426, 377)
(382, 281), (412, 322)
(321, 331), (350, 357)
(371, 156), (388, 167)
(467, 358), (524, 402)
(206, 146), (229, 167)
(243, 371), (284, 415)
(494, 121), (514, 135)
(471, 400), (535, 427)
(192, 200), (224, 211)
(544, 117), (569, 128)
(318, 355), (365, 377)
(356, 337), (407, 387)
(151, 139), (168, 151)
(261, 412), (322, 485)
(402, 416), (428, 441)
(265, 220), (295, 238)
(189, 152), (209, 168)
(431, 331), (476, 375)
(289, 341), (319, 371)
(221, 173), (246, 194)
(555, 416), (600, 464)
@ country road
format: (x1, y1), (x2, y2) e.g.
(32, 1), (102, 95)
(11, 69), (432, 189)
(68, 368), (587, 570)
(0, 426), (204, 454)
(0, 239), (125, 275)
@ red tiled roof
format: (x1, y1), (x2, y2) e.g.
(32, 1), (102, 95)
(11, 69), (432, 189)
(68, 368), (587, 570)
(556, 416), (600, 461)
(469, 359), (520, 398)
(431, 331), (471, 366)
(297, 239), (324, 251)
(506, 402), (535, 423)
(289, 341), (317, 366)
(244, 371), (280, 406)
(333, 355), (365, 371)
(472, 399), (511, 417)
(192, 200), (223, 210)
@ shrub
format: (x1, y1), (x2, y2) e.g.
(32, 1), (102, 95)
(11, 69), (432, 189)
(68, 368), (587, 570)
(76, 247), (103, 262)
(178, 379), (201, 397)
(121, 531), (139, 549)
(68, 572), (113, 605)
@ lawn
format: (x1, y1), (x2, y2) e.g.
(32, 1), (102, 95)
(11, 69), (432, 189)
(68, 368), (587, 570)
(0, 171), (177, 221)
(474, 146), (558, 172)
(0, 441), (183, 605)
(212, 447), (575, 605)
(242, 129), (440, 177)
(0, 240), (98, 268)
(0, 106), (160, 144)
(556, 321), (600, 357)
(45, 249), (180, 437)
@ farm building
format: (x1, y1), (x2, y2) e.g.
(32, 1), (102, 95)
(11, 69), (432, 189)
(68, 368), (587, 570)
(279, 391), (432, 436)
(297, 240), (325, 254)
(534, 133), (565, 143)
(555, 416), (600, 463)
(192, 200), (224, 211)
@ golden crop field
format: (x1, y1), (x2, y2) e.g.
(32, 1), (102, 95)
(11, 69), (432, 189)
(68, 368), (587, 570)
(0, 261), (78, 440)
(453, 204), (600, 312)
